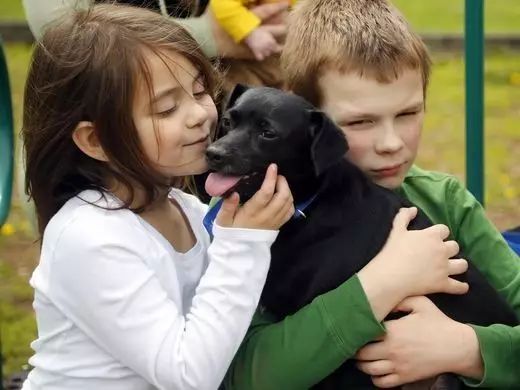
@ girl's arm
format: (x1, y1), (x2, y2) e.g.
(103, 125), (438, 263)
(44, 211), (277, 390)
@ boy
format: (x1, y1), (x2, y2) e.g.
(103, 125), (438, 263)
(224, 0), (520, 388)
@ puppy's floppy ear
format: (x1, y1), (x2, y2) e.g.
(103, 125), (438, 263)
(308, 110), (349, 176)
(226, 83), (250, 109)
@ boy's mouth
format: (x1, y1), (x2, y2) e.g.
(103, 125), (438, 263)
(371, 162), (405, 177)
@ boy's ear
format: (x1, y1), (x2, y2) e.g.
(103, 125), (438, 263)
(308, 110), (349, 176)
(225, 83), (250, 109)
(72, 121), (108, 162)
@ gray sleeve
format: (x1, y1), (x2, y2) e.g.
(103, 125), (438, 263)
(22, 0), (91, 40)
(175, 12), (218, 58)
(23, 0), (218, 58)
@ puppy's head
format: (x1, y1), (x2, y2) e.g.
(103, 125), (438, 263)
(205, 85), (348, 200)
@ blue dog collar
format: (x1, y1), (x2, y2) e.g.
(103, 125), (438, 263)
(203, 194), (318, 240)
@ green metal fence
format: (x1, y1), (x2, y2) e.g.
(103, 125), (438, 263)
(465, 0), (485, 205)
(0, 34), (14, 390)
(0, 37), (13, 229)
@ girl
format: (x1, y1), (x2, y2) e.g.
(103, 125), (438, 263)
(21, 4), (294, 389)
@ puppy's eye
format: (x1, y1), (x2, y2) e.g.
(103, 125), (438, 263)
(261, 130), (277, 140)
(259, 119), (270, 129)
(221, 117), (231, 128)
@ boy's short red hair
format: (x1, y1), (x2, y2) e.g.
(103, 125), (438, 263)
(281, 0), (431, 106)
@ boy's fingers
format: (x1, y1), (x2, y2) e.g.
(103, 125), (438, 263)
(426, 223), (450, 240)
(391, 207), (417, 231)
(444, 240), (460, 257)
(215, 193), (240, 227)
(448, 258), (468, 275)
(372, 373), (402, 389)
(394, 296), (431, 313)
(444, 278), (469, 295)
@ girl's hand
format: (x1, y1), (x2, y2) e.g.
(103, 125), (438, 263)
(355, 296), (483, 388)
(216, 164), (294, 230)
(358, 207), (469, 319)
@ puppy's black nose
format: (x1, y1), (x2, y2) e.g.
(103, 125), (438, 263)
(206, 144), (227, 165)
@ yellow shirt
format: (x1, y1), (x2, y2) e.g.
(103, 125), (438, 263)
(210, 0), (296, 42)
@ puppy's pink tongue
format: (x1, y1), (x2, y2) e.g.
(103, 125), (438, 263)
(205, 173), (242, 197)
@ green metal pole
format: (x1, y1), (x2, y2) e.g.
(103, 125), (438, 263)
(465, 0), (485, 205)
(0, 37), (14, 227)
(0, 36), (14, 390)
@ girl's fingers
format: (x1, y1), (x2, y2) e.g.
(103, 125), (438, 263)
(247, 164), (278, 207)
(276, 197), (295, 224)
(268, 175), (293, 210)
(215, 192), (240, 227)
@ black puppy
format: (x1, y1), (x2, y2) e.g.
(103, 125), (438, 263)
(205, 85), (518, 389)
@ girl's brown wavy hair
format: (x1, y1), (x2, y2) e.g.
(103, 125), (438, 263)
(23, 4), (220, 237)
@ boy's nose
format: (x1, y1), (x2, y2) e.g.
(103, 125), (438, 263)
(374, 124), (404, 154)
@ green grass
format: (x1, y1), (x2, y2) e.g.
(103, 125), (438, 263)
(393, 0), (520, 33)
(0, 0), (25, 20)
(1, 0), (520, 32)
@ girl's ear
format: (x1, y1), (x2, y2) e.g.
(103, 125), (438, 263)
(72, 121), (108, 162)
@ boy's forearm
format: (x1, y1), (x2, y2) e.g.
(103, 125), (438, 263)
(225, 276), (385, 389)
(460, 324), (520, 387)
(357, 259), (407, 322)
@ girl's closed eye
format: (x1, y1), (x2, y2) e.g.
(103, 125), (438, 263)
(157, 105), (177, 117)
(155, 96), (178, 117)
(193, 75), (208, 99)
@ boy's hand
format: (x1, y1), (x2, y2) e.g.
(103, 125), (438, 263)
(355, 296), (483, 387)
(370, 207), (469, 298)
(358, 207), (468, 321)
(216, 164), (294, 230)
(244, 26), (284, 61)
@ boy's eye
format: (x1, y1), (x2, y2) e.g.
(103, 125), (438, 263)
(397, 111), (418, 118)
(347, 119), (372, 127)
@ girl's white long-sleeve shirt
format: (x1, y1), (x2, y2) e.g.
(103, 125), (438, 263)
(22, 189), (277, 390)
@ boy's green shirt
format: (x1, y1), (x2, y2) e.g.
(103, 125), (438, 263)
(224, 165), (520, 389)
